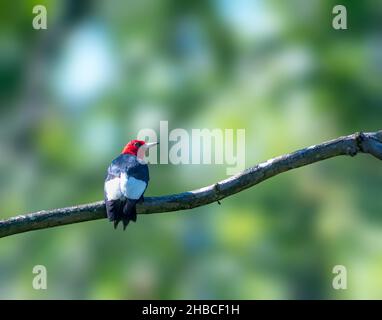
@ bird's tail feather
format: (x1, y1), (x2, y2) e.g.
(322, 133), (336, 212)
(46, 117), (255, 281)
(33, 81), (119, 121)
(105, 199), (124, 229)
(105, 198), (138, 230)
(122, 199), (137, 230)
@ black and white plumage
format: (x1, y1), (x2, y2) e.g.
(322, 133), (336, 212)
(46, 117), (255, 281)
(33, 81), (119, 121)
(104, 140), (157, 230)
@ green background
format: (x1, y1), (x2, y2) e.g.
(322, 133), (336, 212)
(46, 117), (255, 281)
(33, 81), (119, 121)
(0, 0), (382, 299)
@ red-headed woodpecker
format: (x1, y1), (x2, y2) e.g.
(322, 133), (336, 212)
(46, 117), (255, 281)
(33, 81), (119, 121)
(104, 140), (158, 230)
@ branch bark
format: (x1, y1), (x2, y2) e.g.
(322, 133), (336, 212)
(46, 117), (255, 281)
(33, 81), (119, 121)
(1, 130), (382, 239)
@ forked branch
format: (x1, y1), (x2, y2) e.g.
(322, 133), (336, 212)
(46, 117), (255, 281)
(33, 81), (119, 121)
(1, 131), (382, 239)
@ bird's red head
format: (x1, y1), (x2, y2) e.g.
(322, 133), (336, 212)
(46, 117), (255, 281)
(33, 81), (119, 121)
(121, 140), (146, 156)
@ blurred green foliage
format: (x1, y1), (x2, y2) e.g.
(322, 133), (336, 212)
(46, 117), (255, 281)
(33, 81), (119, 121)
(1, 0), (382, 299)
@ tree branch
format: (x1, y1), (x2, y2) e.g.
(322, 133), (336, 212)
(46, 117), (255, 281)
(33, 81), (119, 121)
(1, 130), (382, 239)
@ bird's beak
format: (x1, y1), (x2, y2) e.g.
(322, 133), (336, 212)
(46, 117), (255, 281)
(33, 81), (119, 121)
(145, 142), (159, 148)
(137, 142), (158, 160)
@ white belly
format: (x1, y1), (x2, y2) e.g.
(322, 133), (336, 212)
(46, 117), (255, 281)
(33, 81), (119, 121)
(104, 177), (122, 200)
(120, 173), (147, 200)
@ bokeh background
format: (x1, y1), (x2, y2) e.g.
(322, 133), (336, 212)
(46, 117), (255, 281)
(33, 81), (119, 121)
(1, 0), (382, 299)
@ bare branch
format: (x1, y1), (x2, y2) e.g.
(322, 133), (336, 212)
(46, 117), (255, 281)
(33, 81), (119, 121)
(1, 130), (382, 239)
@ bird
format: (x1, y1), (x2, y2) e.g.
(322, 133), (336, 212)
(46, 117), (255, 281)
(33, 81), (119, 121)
(104, 140), (158, 230)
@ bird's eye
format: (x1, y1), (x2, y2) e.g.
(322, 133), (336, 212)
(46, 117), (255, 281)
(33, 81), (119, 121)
(134, 142), (141, 147)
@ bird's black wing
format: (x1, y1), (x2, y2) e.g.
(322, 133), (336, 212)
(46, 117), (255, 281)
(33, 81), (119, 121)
(104, 156), (124, 227)
(119, 155), (150, 229)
